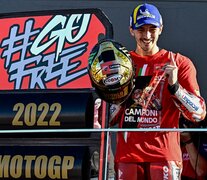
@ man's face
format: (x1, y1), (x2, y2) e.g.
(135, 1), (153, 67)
(130, 24), (163, 55)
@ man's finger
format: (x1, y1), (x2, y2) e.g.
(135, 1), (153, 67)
(170, 51), (176, 66)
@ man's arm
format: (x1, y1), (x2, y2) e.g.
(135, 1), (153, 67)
(168, 83), (206, 122)
(185, 142), (207, 178)
(165, 52), (206, 122)
(181, 131), (207, 178)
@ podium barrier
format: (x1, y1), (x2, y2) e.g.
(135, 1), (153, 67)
(0, 90), (110, 180)
(0, 126), (206, 180)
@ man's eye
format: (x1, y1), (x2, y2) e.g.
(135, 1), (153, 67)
(138, 29), (144, 32)
(150, 28), (157, 32)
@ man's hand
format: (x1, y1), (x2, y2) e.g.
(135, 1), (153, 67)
(164, 51), (178, 85)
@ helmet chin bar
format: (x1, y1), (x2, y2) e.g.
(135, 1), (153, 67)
(95, 77), (134, 105)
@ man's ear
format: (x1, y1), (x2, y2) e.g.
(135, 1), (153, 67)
(159, 25), (163, 35)
(129, 27), (135, 36)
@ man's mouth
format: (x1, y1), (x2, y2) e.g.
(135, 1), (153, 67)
(142, 39), (151, 44)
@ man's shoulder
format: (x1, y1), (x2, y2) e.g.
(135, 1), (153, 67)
(173, 52), (194, 67)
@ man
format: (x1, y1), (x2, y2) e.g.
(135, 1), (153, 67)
(180, 115), (207, 180)
(110, 3), (206, 179)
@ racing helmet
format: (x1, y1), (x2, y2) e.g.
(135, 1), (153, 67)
(88, 39), (134, 104)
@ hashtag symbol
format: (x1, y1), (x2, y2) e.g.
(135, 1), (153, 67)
(1, 19), (39, 68)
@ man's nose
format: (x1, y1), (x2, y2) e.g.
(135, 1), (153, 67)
(143, 30), (151, 39)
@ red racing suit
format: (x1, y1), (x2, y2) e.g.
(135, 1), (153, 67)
(110, 49), (206, 179)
